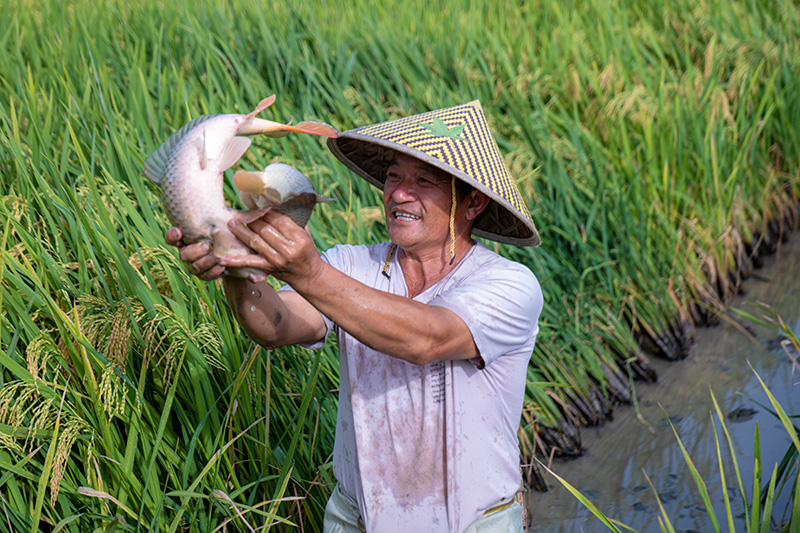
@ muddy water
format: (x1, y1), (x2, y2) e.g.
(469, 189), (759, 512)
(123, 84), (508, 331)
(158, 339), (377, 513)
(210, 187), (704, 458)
(528, 233), (800, 532)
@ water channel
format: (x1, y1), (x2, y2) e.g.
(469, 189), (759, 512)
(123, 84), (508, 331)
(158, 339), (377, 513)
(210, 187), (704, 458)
(527, 232), (800, 532)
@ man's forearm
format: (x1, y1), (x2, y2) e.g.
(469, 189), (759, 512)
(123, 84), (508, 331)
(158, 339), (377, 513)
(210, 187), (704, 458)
(223, 278), (288, 348)
(223, 277), (327, 349)
(285, 262), (478, 365)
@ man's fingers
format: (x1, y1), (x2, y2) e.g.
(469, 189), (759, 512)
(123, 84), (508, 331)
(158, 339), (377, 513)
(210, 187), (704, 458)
(248, 219), (268, 233)
(165, 227), (183, 247)
(179, 241), (213, 264)
(188, 252), (221, 276)
(249, 210), (305, 240)
(164, 228), (227, 281)
(198, 264), (227, 281)
(261, 209), (308, 235)
(228, 218), (288, 254)
(221, 254), (273, 270)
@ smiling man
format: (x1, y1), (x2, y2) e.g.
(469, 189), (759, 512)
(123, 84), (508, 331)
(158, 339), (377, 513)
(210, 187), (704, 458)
(167, 101), (543, 532)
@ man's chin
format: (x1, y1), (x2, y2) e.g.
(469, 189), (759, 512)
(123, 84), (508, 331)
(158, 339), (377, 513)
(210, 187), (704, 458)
(387, 231), (420, 249)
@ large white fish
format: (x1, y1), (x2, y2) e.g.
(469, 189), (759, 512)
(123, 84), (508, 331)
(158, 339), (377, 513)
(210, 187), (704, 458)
(143, 95), (338, 282)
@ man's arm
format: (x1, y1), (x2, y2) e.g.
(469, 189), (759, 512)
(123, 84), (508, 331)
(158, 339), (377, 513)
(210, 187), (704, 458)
(165, 227), (326, 349)
(222, 213), (481, 365)
(222, 277), (327, 349)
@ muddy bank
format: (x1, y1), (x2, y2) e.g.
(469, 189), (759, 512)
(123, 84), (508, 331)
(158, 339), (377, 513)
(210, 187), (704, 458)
(526, 232), (800, 531)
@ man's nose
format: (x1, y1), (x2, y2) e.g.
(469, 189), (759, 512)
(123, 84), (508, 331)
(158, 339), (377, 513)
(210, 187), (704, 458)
(390, 178), (417, 202)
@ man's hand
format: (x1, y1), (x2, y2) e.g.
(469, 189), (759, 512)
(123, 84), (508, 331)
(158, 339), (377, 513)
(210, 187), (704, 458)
(221, 210), (324, 290)
(164, 227), (226, 281)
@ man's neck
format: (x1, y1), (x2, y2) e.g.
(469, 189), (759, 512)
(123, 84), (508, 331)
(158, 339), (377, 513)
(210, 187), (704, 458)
(397, 238), (474, 298)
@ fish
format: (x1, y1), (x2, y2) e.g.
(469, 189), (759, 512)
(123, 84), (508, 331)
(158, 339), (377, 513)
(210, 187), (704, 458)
(143, 95), (338, 282)
(233, 162), (334, 228)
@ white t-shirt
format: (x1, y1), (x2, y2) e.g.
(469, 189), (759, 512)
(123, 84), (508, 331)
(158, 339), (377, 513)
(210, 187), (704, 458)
(286, 241), (542, 532)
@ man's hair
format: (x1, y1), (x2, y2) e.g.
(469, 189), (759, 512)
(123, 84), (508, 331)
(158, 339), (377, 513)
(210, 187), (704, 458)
(453, 177), (475, 202)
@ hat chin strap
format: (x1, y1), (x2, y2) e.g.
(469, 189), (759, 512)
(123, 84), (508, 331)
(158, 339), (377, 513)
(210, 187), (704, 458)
(449, 175), (457, 266)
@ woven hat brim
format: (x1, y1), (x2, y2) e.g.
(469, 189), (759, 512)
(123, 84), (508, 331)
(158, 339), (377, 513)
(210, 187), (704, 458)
(328, 134), (541, 246)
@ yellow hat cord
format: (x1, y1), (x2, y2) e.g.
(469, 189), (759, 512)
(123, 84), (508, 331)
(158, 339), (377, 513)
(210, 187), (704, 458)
(449, 175), (457, 265)
(382, 243), (397, 279)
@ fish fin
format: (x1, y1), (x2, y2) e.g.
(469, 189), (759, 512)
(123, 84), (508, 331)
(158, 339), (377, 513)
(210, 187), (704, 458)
(316, 194), (335, 203)
(144, 114), (219, 183)
(232, 208), (270, 225)
(198, 131), (207, 170)
(247, 271), (267, 283)
(211, 227), (237, 258)
(239, 191), (259, 210)
(244, 95), (276, 119)
(226, 267), (267, 283)
(233, 170), (265, 194)
(143, 150), (166, 185)
(217, 137), (252, 172)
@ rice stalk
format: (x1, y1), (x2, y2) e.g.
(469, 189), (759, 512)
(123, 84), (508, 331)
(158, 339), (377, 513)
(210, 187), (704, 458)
(2, 0), (800, 528)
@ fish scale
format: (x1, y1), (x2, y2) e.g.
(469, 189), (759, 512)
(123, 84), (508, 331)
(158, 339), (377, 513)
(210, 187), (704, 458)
(143, 95), (338, 282)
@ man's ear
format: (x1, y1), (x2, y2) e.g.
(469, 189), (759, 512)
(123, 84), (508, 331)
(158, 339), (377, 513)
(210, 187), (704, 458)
(465, 190), (490, 221)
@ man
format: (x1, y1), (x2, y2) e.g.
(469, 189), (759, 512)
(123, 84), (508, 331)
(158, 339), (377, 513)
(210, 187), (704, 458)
(167, 101), (543, 532)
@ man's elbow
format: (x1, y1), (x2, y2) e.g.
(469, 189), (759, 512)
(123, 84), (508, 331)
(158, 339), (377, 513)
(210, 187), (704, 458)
(401, 339), (448, 366)
(230, 303), (285, 349)
(399, 330), (478, 366)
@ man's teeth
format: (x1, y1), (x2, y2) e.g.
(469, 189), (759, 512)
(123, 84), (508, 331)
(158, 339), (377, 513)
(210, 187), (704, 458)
(395, 212), (420, 221)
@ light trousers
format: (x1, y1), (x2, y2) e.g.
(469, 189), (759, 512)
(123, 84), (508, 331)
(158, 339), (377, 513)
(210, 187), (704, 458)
(322, 484), (524, 533)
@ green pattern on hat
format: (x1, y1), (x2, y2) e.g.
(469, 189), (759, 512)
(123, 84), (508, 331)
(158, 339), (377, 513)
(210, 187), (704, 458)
(327, 100), (540, 246)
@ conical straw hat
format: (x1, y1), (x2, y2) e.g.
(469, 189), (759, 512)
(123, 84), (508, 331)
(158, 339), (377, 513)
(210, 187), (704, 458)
(327, 100), (540, 246)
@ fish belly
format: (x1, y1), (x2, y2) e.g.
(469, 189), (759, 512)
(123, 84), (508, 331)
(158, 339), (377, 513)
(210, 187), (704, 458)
(160, 147), (228, 239)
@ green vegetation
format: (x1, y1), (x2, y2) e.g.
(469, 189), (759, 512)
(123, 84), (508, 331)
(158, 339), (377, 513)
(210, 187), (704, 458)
(1, 0), (798, 530)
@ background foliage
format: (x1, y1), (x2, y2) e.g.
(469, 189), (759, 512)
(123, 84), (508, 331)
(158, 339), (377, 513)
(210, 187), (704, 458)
(1, 0), (799, 530)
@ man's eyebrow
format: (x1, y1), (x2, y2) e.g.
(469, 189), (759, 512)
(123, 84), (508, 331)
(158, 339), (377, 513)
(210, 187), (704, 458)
(386, 161), (449, 182)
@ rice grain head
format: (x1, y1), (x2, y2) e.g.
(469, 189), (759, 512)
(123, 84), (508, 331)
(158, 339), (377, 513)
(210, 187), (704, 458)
(0, 381), (36, 444)
(50, 416), (87, 506)
(26, 334), (59, 387)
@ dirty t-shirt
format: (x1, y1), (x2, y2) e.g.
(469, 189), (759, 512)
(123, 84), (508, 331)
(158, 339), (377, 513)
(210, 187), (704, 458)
(286, 241), (542, 532)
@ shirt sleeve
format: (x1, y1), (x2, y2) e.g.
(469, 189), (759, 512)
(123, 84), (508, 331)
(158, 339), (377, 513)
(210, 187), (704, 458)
(427, 261), (543, 368)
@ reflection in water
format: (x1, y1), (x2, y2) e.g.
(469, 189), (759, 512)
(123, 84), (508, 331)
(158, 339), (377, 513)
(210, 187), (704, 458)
(528, 234), (800, 532)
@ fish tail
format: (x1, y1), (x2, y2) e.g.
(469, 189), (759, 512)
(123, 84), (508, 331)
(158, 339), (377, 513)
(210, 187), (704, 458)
(289, 121), (339, 138)
(245, 119), (339, 139)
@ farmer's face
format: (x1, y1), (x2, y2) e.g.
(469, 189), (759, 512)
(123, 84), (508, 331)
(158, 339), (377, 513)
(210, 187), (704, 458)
(383, 154), (454, 253)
